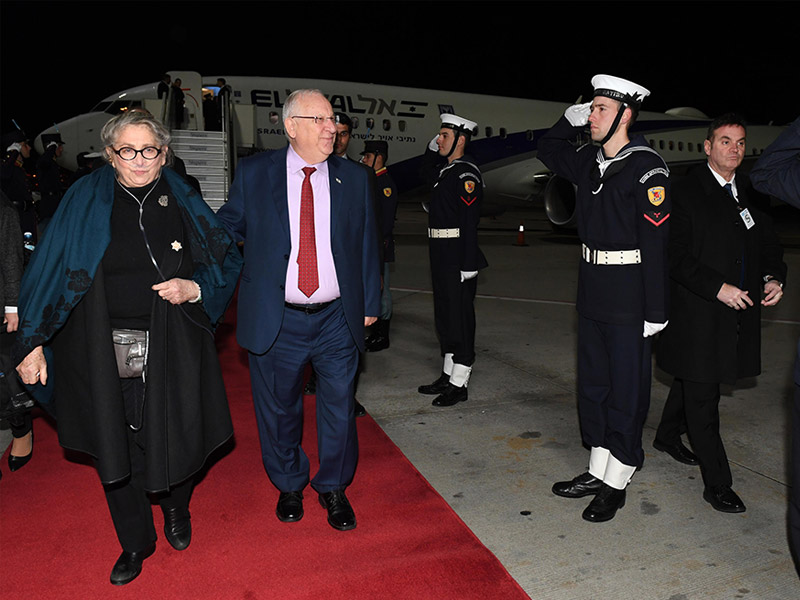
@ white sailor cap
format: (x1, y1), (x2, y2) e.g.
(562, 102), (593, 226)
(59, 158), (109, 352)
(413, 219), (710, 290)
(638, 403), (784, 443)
(440, 113), (478, 136)
(591, 74), (650, 109)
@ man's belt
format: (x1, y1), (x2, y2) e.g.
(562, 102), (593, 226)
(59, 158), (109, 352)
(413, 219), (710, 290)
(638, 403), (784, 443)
(284, 299), (337, 314)
(428, 228), (460, 239)
(581, 244), (641, 265)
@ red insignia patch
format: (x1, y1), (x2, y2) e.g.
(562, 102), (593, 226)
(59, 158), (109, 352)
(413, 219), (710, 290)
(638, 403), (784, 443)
(643, 211), (670, 227)
(464, 181), (475, 194)
(461, 196), (476, 206)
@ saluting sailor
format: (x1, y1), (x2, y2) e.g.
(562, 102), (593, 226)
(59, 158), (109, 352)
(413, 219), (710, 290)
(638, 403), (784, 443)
(418, 113), (488, 407)
(538, 75), (671, 522)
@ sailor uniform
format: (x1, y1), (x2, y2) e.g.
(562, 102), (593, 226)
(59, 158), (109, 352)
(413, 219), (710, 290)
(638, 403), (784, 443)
(427, 152), (488, 381)
(539, 116), (671, 476)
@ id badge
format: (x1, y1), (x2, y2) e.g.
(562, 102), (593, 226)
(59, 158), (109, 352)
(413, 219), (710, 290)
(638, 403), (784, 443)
(739, 208), (755, 229)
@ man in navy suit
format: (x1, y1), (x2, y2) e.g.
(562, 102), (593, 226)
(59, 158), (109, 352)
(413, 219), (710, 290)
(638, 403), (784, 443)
(216, 89), (381, 531)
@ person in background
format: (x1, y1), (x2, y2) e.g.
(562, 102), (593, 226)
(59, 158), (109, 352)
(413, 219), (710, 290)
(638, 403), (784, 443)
(654, 113), (786, 515)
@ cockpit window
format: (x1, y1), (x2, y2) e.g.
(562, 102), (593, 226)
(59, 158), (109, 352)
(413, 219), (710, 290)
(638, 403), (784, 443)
(90, 100), (138, 115)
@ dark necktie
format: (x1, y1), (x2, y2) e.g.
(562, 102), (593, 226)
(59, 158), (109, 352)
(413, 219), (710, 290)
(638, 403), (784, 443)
(298, 166), (319, 297)
(724, 182), (735, 199)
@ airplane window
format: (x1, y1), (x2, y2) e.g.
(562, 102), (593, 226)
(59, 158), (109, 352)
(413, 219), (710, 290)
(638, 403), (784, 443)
(659, 140), (665, 150)
(688, 143), (693, 152)
(678, 142), (684, 151)
(526, 130), (534, 141)
(399, 121), (406, 132)
(352, 117), (360, 129)
(366, 118), (375, 130)
(649, 139), (655, 148)
(669, 141), (675, 151)
(383, 119), (391, 131)
(485, 127), (493, 138)
(269, 112), (280, 125)
(500, 128), (507, 139)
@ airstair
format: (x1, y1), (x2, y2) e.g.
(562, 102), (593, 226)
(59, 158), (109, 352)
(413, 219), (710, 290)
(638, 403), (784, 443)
(169, 130), (229, 212)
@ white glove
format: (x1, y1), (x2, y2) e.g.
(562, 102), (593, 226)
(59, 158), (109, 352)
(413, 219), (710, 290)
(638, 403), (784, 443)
(460, 271), (478, 282)
(564, 102), (591, 127)
(428, 134), (439, 152)
(643, 320), (668, 338)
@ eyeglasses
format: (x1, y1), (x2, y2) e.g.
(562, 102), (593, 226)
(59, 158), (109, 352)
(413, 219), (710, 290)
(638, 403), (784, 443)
(291, 115), (339, 126)
(112, 146), (162, 161)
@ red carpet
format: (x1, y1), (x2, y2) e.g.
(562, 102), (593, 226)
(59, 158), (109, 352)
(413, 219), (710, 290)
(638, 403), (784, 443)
(1, 309), (529, 599)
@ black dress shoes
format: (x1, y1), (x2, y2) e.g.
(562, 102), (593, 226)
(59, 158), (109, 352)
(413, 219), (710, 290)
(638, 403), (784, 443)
(432, 383), (467, 407)
(703, 485), (746, 513)
(162, 506), (192, 551)
(318, 489), (356, 531)
(276, 491), (304, 522)
(552, 472), (602, 498)
(582, 483), (626, 522)
(418, 372), (450, 395)
(653, 438), (699, 466)
(110, 543), (156, 585)
(354, 399), (366, 417)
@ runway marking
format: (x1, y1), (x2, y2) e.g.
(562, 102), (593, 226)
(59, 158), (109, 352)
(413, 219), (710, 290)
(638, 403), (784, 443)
(391, 287), (800, 324)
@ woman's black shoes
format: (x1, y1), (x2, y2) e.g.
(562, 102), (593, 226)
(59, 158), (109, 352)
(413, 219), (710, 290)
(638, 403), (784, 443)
(8, 433), (33, 472)
(110, 543), (156, 585)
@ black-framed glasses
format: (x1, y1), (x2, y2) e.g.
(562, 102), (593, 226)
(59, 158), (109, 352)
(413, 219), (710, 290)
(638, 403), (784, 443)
(112, 146), (162, 161)
(291, 115), (339, 126)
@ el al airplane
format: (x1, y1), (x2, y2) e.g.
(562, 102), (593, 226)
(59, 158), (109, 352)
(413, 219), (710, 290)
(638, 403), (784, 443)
(35, 70), (786, 224)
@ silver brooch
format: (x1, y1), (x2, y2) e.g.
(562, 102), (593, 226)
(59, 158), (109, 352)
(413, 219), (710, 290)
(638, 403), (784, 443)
(158, 195), (169, 207)
(171, 241), (182, 252)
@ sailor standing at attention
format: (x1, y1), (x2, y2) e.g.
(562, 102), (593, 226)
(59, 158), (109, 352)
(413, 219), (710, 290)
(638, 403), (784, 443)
(538, 75), (671, 522)
(418, 114), (488, 407)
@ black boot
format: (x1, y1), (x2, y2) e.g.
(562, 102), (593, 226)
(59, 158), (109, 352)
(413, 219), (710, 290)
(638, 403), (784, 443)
(581, 483), (626, 522)
(162, 506), (192, 551)
(432, 383), (468, 407)
(418, 372), (450, 395)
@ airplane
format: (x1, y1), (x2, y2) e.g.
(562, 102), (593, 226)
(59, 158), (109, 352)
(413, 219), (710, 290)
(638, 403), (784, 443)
(35, 70), (786, 226)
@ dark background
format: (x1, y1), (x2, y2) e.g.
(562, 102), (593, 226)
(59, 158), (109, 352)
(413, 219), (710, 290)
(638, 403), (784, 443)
(1, 0), (796, 141)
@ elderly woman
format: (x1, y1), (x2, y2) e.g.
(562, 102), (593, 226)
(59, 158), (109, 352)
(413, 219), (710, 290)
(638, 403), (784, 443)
(13, 111), (242, 585)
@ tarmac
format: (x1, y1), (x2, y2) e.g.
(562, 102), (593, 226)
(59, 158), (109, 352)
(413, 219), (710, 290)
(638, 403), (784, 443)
(3, 197), (799, 599)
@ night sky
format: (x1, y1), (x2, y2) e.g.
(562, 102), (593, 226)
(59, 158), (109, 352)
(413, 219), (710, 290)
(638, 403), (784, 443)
(2, 1), (797, 141)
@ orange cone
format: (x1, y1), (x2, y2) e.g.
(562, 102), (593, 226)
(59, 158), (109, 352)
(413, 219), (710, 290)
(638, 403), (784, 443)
(513, 221), (528, 246)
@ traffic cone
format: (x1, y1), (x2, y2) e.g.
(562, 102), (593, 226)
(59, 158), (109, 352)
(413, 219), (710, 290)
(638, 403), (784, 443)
(513, 221), (528, 246)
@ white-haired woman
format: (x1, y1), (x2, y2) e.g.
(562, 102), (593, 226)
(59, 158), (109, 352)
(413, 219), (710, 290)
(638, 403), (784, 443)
(14, 111), (242, 585)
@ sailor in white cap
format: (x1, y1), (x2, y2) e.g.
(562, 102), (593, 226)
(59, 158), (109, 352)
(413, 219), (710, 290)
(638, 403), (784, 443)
(538, 75), (671, 522)
(417, 113), (488, 407)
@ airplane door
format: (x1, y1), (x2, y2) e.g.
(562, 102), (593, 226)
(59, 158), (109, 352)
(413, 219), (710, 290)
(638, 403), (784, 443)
(168, 71), (204, 130)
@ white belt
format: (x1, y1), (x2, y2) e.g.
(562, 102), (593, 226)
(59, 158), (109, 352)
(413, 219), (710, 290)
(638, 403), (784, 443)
(428, 228), (460, 239)
(581, 244), (641, 265)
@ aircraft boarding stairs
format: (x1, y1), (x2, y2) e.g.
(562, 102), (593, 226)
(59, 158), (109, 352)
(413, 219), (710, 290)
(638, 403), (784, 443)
(169, 129), (230, 212)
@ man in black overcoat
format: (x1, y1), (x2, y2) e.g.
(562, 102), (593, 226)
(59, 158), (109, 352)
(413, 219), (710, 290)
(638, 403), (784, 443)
(655, 113), (787, 514)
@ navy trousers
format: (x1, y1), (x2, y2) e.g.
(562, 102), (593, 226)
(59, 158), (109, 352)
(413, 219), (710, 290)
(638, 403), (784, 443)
(248, 300), (359, 494)
(577, 316), (652, 468)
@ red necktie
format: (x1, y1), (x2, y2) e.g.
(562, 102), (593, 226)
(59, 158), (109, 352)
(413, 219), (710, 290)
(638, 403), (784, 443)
(298, 166), (319, 297)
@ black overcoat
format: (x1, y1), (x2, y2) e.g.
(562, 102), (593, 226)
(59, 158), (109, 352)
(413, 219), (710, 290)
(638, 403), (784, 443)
(656, 165), (787, 384)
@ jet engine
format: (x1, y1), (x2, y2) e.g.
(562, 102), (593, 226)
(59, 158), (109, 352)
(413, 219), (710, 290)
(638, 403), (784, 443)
(543, 175), (577, 229)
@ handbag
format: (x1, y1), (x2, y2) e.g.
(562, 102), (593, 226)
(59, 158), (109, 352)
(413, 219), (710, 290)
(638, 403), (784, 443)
(112, 329), (148, 378)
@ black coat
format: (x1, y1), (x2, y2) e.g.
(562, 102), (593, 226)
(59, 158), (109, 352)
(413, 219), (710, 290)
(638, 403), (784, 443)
(656, 165), (787, 384)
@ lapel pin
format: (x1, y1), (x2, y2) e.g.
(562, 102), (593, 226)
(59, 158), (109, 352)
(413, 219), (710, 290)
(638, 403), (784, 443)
(171, 240), (182, 251)
(158, 195), (169, 207)
(335, 177), (342, 184)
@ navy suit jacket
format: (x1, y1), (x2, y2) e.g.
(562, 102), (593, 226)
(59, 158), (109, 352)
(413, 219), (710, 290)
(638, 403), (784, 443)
(217, 147), (381, 355)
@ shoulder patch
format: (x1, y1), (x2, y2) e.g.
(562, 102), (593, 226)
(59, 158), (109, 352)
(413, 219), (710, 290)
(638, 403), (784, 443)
(383, 187), (393, 197)
(648, 186), (665, 206)
(640, 167), (669, 184)
(464, 180), (476, 194)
